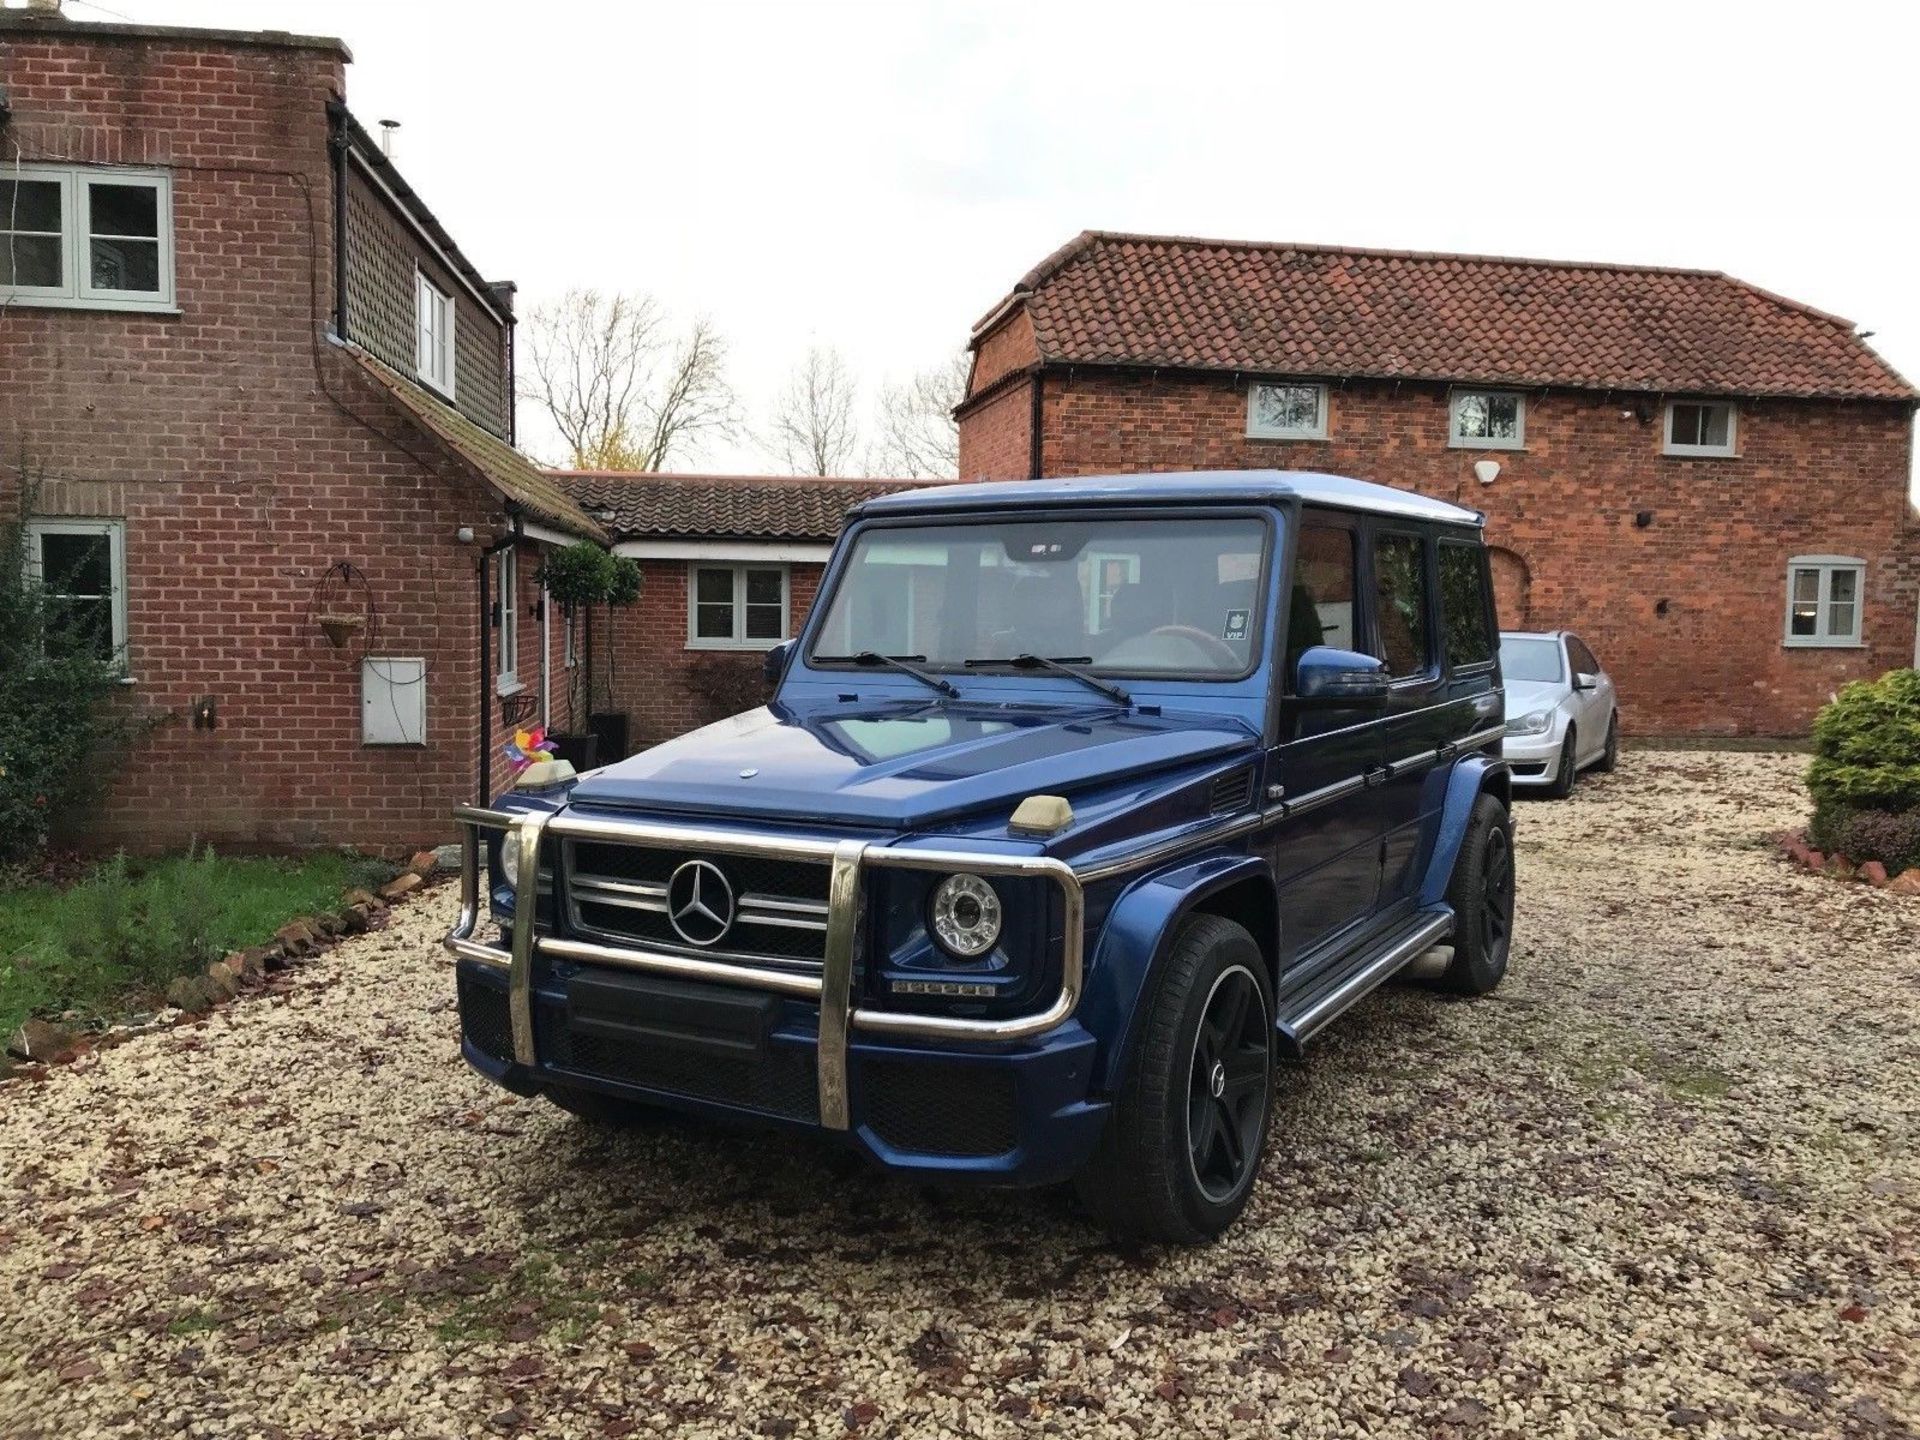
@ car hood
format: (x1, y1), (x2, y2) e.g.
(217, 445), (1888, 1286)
(566, 699), (1260, 831)
(1504, 678), (1565, 716)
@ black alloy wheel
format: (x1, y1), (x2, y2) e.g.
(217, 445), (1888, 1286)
(1187, 965), (1271, 1204)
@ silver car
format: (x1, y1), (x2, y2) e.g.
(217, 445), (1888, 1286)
(1499, 631), (1619, 796)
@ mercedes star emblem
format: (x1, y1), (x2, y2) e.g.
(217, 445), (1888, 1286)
(666, 859), (735, 946)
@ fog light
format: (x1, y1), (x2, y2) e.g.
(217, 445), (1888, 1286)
(929, 873), (1002, 958)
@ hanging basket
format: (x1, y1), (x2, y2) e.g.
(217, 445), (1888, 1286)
(318, 613), (367, 648)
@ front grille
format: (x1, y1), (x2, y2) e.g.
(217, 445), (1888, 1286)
(564, 840), (832, 967)
(457, 973), (513, 1062)
(549, 1027), (819, 1123)
(862, 1060), (1019, 1157)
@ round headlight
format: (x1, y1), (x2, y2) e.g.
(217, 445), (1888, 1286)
(497, 828), (522, 890)
(929, 873), (1002, 958)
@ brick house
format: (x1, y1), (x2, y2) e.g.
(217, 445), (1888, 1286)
(0, 13), (604, 851)
(551, 473), (923, 751)
(956, 231), (1920, 734)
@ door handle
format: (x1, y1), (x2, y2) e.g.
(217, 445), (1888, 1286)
(1364, 765), (1391, 787)
(1472, 694), (1499, 715)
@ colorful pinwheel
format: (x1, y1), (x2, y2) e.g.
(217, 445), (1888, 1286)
(504, 725), (557, 773)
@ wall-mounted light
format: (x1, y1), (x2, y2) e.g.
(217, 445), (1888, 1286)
(1473, 459), (1501, 486)
(456, 526), (476, 544)
(191, 697), (218, 731)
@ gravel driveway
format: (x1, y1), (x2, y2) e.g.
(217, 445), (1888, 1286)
(3, 751), (1916, 1439)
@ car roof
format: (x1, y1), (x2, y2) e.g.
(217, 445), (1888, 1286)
(853, 470), (1485, 526)
(1501, 630), (1566, 641)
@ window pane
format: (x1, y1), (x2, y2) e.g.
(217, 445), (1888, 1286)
(1454, 393), (1488, 438)
(1287, 524), (1357, 674)
(1, 234), (62, 288)
(694, 568), (734, 604)
(1788, 569), (1819, 636)
(49, 595), (114, 662)
(1486, 395), (1519, 439)
(40, 532), (111, 596)
(1699, 404), (1730, 447)
(1826, 602), (1855, 638)
(90, 237), (160, 292)
(744, 604), (783, 640)
(88, 183), (159, 238)
(1828, 568), (1857, 605)
(1253, 384), (1320, 434)
(1372, 533), (1430, 677)
(1438, 542), (1492, 667)
(0, 179), (63, 232)
(695, 603), (734, 639)
(744, 569), (782, 606)
(1792, 568), (1820, 604)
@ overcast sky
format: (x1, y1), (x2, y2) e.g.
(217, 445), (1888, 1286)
(58, 0), (1920, 486)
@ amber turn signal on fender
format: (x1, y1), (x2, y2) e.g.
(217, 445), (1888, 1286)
(1009, 794), (1073, 836)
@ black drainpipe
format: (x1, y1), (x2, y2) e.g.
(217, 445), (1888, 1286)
(325, 98), (350, 342)
(1027, 367), (1045, 479)
(477, 525), (520, 803)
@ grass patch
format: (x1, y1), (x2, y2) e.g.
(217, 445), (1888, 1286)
(0, 849), (392, 1034)
(166, 1306), (224, 1336)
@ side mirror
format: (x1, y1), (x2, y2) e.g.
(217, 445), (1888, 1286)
(763, 639), (795, 685)
(1572, 672), (1597, 692)
(1294, 646), (1390, 706)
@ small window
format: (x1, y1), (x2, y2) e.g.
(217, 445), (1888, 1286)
(1449, 390), (1525, 450)
(1247, 382), (1328, 440)
(1784, 556), (1864, 647)
(26, 518), (127, 668)
(496, 546), (519, 688)
(689, 564), (790, 649)
(1665, 401), (1736, 457)
(1286, 523), (1358, 679)
(1, 166), (173, 310)
(1437, 540), (1494, 669)
(1372, 532), (1432, 678)
(416, 271), (457, 397)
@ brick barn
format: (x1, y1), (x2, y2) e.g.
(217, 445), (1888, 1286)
(0, 14), (604, 851)
(550, 473), (925, 753)
(955, 231), (1920, 734)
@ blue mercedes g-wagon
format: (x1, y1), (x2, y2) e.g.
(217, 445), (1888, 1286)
(448, 470), (1514, 1243)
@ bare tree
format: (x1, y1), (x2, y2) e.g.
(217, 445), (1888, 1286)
(869, 351), (969, 478)
(521, 289), (737, 470)
(767, 346), (862, 476)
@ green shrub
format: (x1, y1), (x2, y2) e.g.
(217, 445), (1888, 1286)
(1806, 668), (1920, 813)
(0, 484), (134, 864)
(1808, 803), (1920, 874)
(537, 542), (616, 610)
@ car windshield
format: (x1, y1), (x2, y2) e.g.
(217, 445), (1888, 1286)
(1499, 636), (1564, 683)
(809, 515), (1271, 679)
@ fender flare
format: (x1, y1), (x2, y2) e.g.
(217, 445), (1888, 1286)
(1417, 752), (1512, 908)
(1079, 850), (1276, 1096)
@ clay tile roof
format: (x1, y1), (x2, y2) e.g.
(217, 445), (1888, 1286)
(553, 473), (936, 543)
(987, 231), (1915, 402)
(346, 351), (608, 542)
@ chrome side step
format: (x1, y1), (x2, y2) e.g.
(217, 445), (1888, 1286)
(1276, 909), (1454, 1054)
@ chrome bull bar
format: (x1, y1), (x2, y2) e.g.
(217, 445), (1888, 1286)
(444, 805), (1086, 1131)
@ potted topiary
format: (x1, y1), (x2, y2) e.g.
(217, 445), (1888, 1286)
(536, 542), (616, 771)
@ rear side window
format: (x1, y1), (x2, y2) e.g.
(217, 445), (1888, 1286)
(1372, 532), (1431, 677)
(1567, 635), (1600, 676)
(1438, 540), (1494, 669)
(1287, 523), (1359, 677)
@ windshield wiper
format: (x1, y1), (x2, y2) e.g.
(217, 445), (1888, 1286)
(963, 653), (1131, 707)
(812, 651), (960, 699)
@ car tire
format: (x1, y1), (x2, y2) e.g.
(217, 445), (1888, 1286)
(1544, 726), (1577, 799)
(1594, 713), (1620, 773)
(1439, 792), (1515, 997)
(1074, 913), (1273, 1245)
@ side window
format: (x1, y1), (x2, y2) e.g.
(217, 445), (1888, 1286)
(1567, 636), (1599, 676)
(1286, 523), (1357, 678)
(1437, 541), (1493, 670)
(1371, 532), (1431, 678)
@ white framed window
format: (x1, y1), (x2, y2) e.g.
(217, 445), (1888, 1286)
(688, 564), (790, 649)
(1247, 382), (1328, 440)
(26, 518), (127, 669)
(496, 546), (520, 690)
(1784, 555), (1865, 647)
(415, 270), (456, 398)
(1665, 400), (1737, 457)
(1449, 390), (1525, 450)
(1, 166), (174, 311)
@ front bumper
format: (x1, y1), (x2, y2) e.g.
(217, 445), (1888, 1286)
(446, 805), (1100, 1182)
(1501, 724), (1566, 785)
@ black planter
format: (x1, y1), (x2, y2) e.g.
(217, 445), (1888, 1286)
(548, 732), (600, 772)
(588, 711), (631, 764)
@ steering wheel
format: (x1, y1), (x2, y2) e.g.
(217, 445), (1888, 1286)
(1146, 625), (1242, 669)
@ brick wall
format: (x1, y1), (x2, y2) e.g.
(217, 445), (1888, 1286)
(0, 24), (522, 850)
(961, 366), (1920, 734)
(588, 560), (826, 753)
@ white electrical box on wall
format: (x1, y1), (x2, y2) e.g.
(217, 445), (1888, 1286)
(362, 657), (426, 745)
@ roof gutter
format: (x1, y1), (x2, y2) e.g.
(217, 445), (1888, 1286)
(325, 98), (351, 344)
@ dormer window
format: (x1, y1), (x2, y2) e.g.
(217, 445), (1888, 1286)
(415, 271), (456, 398)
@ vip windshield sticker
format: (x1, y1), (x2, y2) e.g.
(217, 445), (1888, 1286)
(1224, 608), (1250, 641)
